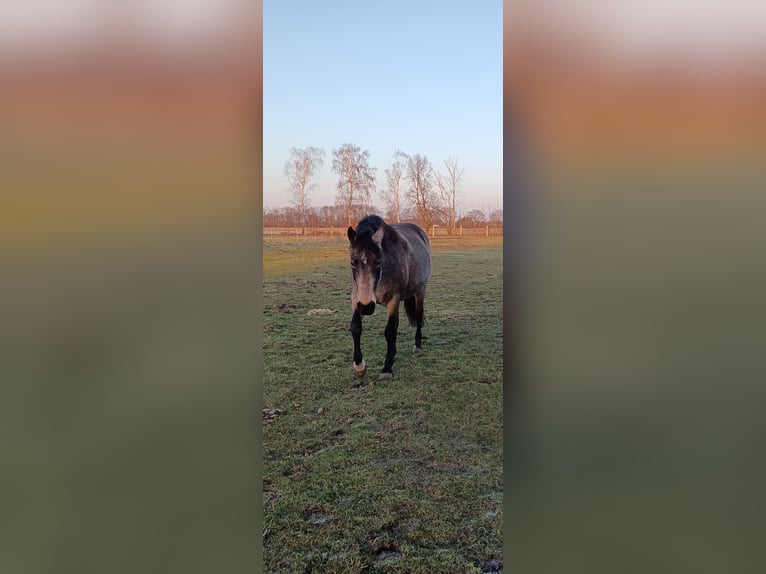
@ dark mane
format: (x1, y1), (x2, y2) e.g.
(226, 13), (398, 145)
(355, 215), (399, 248)
(355, 215), (384, 241)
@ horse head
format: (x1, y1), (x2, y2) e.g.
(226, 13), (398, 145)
(347, 216), (385, 315)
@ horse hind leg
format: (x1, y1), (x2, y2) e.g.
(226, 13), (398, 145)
(407, 290), (426, 353)
(414, 290), (426, 353)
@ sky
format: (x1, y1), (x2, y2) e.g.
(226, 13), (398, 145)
(263, 0), (503, 214)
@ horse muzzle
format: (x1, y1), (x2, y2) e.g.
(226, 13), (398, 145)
(358, 302), (376, 315)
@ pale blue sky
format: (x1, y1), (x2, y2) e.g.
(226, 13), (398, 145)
(263, 0), (502, 214)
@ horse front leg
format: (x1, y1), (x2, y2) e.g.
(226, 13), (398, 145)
(380, 298), (400, 380)
(350, 309), (366, 377)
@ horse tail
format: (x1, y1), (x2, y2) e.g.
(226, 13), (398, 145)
(404, 296), (418, 327)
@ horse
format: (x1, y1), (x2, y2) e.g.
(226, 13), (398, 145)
(347, 215), (431, 380)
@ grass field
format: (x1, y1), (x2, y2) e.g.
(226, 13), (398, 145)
(262, 236), (503, 572)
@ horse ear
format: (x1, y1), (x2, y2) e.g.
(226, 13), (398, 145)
(347, 227), (356, 242)
(371, 226), (384, 246)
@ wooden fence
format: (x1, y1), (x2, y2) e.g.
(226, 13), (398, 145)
(263, 225), (503, 239)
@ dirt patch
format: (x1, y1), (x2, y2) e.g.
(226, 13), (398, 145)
(262, 408), (283, 424)
(303, 503), (333, 525)
(367, 522), (403, 562)
(376, 548), (402, 563)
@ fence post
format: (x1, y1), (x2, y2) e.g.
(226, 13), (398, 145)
(485, 224), (489, 237)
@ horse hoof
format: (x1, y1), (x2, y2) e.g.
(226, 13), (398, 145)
(353, 360), (366, 378)
(379, 372), (393, 381)
(412, 346), (422, 354)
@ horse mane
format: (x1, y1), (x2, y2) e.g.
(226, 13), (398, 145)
(354, 215), (399, 248)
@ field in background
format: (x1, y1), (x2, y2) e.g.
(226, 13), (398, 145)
(263, 236), (503, 572)
(263, 234), (503, 272)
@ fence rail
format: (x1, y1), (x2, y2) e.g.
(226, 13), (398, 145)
(263, 226), (503, 238)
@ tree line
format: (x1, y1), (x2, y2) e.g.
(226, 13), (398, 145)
(263, 203), (503, 232)
(274, 143), (502, 235)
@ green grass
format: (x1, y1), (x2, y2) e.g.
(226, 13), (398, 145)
(263, 237), (503, 572)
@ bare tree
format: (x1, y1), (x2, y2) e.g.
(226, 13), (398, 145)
(405, 153), (437, 230)
(283, 147), (325, 235)
(400, 205), (418, 222)
(465, 209), (486, 228)
(332, 143), (377, 227)
(435, 157), (463, 235)
(279, 206), (300, 228)
(318, 205), (335, 228)
(489, 209), (504, 228)
(263, 206), (279, 227)
(381, 150), (408, 223)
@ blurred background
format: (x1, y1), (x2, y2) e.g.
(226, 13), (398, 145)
(2, 0), (765, 571)
(505, 1), (766, 572)
(0, 1), (261, 572)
